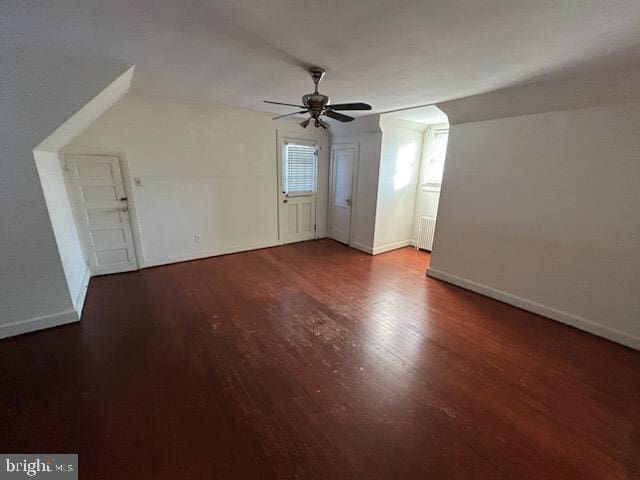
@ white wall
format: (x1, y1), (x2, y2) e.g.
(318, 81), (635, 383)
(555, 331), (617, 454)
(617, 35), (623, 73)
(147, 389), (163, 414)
(374, 117), (424, 253)
(411, 123), (449, 240)
(430, 100), (640, 349)
(68, 95), (330, 267)
(34, 152), (89, 314)
(330, 116), (382, 253)
(0, 41), (130, 338)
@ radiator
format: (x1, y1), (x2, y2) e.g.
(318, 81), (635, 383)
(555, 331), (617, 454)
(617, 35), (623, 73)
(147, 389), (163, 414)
(416, 216), (436, 251)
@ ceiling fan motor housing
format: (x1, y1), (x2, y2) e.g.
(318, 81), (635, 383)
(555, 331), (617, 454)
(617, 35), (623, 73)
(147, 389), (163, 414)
(302, 93), (330, 115)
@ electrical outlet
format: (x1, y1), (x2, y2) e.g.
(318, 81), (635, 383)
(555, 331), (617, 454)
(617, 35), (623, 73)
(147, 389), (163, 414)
(194, 234), (201, 243)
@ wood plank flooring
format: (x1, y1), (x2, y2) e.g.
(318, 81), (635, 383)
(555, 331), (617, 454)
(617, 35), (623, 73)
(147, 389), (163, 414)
(1, 239), (639, 479)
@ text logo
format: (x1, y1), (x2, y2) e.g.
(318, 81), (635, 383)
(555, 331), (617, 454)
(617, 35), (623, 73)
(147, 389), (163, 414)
(1, 455), (77, 479)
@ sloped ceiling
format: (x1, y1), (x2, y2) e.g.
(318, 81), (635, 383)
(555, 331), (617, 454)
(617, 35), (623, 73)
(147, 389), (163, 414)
(0, 41), (131, 326)
(2, 0), (640, 115)
(384, 106), (448, 126)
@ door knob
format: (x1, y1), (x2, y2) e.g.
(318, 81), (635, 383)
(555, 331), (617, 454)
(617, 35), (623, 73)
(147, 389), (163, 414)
(346, 198), (351, 206)
(119, 197), (128, 201)
(283, 199), (288, 203)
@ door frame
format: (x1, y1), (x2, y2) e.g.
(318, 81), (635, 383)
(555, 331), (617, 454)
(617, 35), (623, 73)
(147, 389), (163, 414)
(61, 146), (144, 272)
(276, 132), (320, 244)
(329, 142), (359, 245)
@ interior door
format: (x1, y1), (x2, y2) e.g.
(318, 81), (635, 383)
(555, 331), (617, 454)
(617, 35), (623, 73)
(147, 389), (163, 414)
(329, 144), (357, 244)
(278, 138), (317, 244)
(66, 154), (138, 275)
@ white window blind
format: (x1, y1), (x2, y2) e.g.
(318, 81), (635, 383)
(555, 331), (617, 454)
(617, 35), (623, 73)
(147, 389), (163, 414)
(424, 129), (449, 185)
(284, 143), (316, 195)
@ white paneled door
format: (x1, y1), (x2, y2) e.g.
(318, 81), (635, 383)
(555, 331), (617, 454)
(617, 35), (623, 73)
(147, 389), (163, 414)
(277, 138), (317, 244)
(329, 144), (358, 244)
(66, 154), (138, 275)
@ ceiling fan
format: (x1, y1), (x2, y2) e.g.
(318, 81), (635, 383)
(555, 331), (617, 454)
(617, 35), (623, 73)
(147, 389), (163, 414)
(265, 67), (372, 129)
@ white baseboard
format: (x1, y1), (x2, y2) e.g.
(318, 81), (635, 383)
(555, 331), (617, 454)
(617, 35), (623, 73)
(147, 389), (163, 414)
(74, 267), (91, 316)
(142, 240), (282, 268)
(372, 240), (412, 255)
(349, 241), (374, 254)
(0, 309), (79, 339)
(350, 240), (412, 255)
(427, 267), (640, 351)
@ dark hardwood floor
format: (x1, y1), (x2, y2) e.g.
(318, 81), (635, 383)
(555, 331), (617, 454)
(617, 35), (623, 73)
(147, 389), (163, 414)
(1, 239), (639, 479)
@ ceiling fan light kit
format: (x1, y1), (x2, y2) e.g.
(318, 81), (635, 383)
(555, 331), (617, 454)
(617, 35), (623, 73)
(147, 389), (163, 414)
(265, 67), (372, 128)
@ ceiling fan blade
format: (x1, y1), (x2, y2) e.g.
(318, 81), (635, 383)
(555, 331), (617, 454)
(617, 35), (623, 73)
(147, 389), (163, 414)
(264, 100), (305, 108)
(273, 110), (308, 120)
(326, 102), (372, 111)
(323, 110), (354, 122)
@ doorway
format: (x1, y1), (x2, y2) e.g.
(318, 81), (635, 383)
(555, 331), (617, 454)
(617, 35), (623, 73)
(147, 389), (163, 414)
(65, 154), (138, 275)
(277, 138), (318, 244)
(376, 106), (449, 257)
(329, 143), (358, 245)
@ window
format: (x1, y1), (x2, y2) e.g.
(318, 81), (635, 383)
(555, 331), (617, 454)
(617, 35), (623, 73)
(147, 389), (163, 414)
(284, 142), (317, 195)
(423, 129), (449, 186)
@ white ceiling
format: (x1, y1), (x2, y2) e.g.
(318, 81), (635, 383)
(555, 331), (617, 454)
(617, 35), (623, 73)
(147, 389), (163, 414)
(3, 0), (640, 115)
(383, 106), (449, 125)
